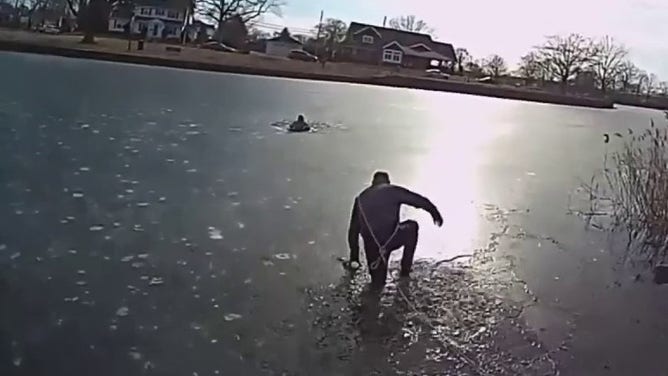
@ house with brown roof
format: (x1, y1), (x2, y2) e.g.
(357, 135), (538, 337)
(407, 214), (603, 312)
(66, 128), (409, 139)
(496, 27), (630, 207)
(338, 22), (456, 70)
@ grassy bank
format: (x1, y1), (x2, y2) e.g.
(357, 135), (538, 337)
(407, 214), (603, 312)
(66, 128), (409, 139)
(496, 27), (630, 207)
(0, 29), (615, 109)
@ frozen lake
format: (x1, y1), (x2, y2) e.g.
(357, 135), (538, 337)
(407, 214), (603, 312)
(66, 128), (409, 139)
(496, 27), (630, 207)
(1, 51), (667, 375)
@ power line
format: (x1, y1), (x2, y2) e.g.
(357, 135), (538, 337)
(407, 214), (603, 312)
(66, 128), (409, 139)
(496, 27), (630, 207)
(252, 23), (316, 36)
(252, 21), (315, 34)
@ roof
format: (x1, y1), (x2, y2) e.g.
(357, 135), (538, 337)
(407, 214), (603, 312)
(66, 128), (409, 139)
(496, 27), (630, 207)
(110, 0), (188, 18)
(267, 29), (302, 45)
(133, 0), (190, 8)
(191, 19), (214, 29)
(0, 3), (14, 13)
(346, 21), (456, 61)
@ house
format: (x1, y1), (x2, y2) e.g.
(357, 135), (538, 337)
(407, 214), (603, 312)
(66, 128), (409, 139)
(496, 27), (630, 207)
(0, 3), (14, 24)
(185, 19), (214, 42)
(29, 5), (74, 30)
(108, 0), (188, 40)
(338, 22), (456, 70)
(265, 28), (302, 57)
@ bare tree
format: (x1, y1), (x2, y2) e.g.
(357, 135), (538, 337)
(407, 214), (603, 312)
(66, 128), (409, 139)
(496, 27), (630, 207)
(482, 54), (507, 77)
(644, 73), (658, 97)
(197, 0), (282, 31)
(466, 59), (484, 78)
(517, 51), (547, 80)
(315, 18), (346, 42)
(455, 48), (470, 74)
(617, 60), (640, 93)
(538, 34), (596, 87)
(636, 70), (648, 95)
(313, 18), (346, 58)
(23, 0), (49, 28)
(66, 0), (115, 43)
(388, 15), (433, 34)
(590, 36), (627, 92)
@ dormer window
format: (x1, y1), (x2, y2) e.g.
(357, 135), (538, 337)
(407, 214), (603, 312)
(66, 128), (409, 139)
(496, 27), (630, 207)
(362, 35), (374, 44)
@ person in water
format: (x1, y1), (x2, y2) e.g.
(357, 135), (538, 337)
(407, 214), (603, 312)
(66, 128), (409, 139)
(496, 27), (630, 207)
(289, 115), (310, 132)
(347, 171), (443, 287)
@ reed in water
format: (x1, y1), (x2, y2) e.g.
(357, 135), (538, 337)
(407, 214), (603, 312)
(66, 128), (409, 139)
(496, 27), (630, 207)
(584, 113), (668, 270)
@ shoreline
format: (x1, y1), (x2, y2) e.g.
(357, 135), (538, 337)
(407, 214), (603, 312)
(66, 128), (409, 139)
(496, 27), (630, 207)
(0, 38), (616, 109)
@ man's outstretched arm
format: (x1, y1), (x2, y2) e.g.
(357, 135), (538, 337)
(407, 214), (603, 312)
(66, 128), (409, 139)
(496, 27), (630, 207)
(347, 199), (361, 262)
(396, 187), (443, 226)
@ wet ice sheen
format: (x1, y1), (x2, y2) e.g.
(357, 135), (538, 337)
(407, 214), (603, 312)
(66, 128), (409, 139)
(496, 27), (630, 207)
(116, 307), (129, 317)
(148, 277), (164, 286)
(224, 313), (242, 321)
(208, 227), (223, 240)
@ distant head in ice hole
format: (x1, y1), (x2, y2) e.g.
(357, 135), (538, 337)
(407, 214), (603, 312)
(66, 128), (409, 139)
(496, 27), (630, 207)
(347, 171), (444, 288)
(288, 114), (310, 132)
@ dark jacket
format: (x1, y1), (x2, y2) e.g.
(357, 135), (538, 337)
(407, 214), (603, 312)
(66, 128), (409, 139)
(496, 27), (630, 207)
(347, 184), (442, 262)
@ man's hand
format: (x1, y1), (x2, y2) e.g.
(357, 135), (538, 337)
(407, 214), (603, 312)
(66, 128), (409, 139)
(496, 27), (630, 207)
(338, 257), (360, 272)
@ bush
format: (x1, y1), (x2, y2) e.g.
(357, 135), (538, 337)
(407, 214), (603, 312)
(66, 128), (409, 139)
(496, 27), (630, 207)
(585, 114), (668, 268)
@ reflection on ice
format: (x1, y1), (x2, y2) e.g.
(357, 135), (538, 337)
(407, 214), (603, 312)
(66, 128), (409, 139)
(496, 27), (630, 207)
(208, 227), (223, 240)
(116, 307), (129, 317)
(223, 313), (242, 321)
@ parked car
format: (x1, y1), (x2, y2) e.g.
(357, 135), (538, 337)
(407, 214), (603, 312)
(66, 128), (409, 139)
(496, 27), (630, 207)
(425, 69), (450, 79)
(200, 41), (237, 53)
(287, 49), (317, 62)
(40, 24), (60, 34)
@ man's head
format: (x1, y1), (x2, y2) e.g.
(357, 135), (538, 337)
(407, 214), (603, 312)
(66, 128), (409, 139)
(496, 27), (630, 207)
(297, 114), (305, 122)
(371, 171), (390, 185)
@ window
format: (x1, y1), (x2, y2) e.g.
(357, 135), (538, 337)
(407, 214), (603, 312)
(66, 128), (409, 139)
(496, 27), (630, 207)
(154, 8), (164, 16)
(140, 7), (151, 15)
(167, 10), (179, 19)
(362, 35), (374, 44)
(383, 49), (402, 64)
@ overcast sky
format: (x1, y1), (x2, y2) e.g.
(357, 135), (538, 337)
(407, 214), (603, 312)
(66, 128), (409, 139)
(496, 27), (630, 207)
(263, 0), (668, 78)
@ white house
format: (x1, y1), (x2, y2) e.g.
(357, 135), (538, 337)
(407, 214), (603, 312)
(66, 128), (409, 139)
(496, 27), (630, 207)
(265, 28), (302, 57)
(108, 0), (188, 40)
(184, 20), (215, 42)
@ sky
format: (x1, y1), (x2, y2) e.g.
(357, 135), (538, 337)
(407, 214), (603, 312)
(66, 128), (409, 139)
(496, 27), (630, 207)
(263, 0), (668, 78)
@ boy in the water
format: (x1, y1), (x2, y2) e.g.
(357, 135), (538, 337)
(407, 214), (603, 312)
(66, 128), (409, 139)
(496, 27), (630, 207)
(289, 115), (310, 132)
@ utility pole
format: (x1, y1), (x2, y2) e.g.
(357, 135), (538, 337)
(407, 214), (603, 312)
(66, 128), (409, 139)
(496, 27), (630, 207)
(315, 10), (325, 55)
(382, 16), (387, 27)
(315, 9), (324, 56)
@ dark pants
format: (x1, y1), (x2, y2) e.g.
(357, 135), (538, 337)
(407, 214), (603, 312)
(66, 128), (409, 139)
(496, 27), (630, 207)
(363, 220), (419, 286)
